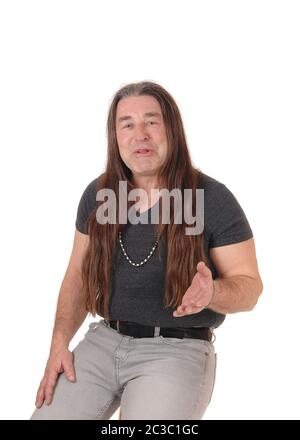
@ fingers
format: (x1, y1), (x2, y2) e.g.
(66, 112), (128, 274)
(34, 351), (76, 408)
(173, 262), (212, 318)
(44, 370), (59, 406)
(35, 378), (46, 408)
(35, 370), (58, 408)
(62, 358), (76, 382)
(173, 303), (201, 317)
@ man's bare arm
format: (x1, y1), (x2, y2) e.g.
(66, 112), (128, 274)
(35, 230), (89, 407)
(50, 272), (88, 351)
(173, 238), (263, 317)
(50, 229), (89, 349)
(208, 238), (263, 313)
(208, 274), (263, 314)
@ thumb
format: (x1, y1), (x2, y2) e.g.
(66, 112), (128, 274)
(197, 261), (210, 274)
(63, 360), (76, 382)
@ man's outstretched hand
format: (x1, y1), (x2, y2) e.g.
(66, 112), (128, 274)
(173, 261), (214, 317)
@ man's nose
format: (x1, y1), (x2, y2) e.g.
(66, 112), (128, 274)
(134, 124), (150, 141)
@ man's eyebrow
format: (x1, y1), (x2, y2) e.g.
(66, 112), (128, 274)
(144, 112), (161, 118)
(117, 112), (162, 124)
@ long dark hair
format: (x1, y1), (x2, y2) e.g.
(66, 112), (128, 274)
(81, 81), (208, 318)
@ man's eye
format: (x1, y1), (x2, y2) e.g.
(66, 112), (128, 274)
(123, 124), (132, 128)
(148, 121), (156, 125)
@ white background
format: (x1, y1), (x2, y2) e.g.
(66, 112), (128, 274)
(0, 0), (299, 420)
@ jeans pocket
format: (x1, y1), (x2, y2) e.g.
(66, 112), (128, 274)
(159, 335), (185, 346)
(159, 336), (211, 353)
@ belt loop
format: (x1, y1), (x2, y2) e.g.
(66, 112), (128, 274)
(117, 320), (120, 332)
(209, 327), (216, 343)
(154, 326), (160, 337)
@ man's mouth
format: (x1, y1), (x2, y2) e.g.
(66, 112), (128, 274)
(134, 148), (154, 156)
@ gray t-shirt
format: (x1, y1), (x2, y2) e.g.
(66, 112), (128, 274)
(75, 172), (253, 329)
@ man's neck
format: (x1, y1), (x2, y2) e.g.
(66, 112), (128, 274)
(132, 174), (158, 189)
(131, 175), (160, 210)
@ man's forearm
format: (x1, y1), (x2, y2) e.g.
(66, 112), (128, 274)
(50, 273), (88, 351)
(207, 275), (263, 314)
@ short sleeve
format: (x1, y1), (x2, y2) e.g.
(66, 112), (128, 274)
(75, 177), (98, 235)
(205, 182), (253, 248)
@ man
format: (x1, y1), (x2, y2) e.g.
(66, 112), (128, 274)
(30, 81), (263, 420)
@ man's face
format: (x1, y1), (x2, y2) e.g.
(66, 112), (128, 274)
(115, 95), (168, 179)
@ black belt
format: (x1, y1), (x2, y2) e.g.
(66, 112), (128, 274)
(106, 320), (212, 342)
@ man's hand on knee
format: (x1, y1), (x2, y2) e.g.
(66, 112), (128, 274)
(35, 348), (76, 408)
